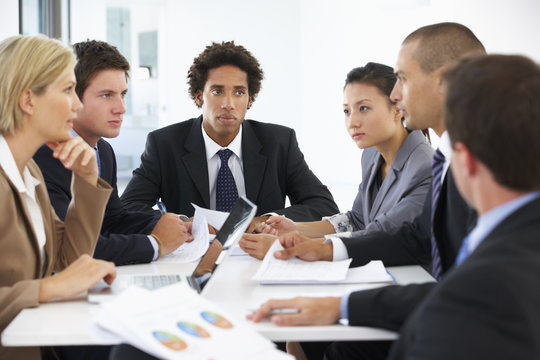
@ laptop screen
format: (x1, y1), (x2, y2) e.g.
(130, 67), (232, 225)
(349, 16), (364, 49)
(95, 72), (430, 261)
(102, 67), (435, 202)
(214, 196), (257, 249)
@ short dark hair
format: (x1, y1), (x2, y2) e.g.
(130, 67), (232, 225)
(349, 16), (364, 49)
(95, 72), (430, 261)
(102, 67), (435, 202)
(404, 22), (486, 73)
(344, 62), (396, 105)
(445, 54), (540, 191)
(72, 40), (130, 99)
(187, 41), (264, 107)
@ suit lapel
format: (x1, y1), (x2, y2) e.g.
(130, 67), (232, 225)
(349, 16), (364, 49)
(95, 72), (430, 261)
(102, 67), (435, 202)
(241, 121), (266, 202)
(2, 166), (43, 277)
(370, 157), (398, 218)
(183, 117), (211, 208)
(364, 153), (382, 217)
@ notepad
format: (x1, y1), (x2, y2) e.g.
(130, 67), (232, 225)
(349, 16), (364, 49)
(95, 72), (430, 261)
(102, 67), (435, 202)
(252, 240), (393, 284)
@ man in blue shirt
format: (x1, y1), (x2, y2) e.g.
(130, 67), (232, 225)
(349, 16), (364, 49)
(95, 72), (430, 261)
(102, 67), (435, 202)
(34, 40), (192, 266)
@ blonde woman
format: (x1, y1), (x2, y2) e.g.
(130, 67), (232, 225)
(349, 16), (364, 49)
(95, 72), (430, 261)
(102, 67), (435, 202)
(0, 35), (115, 359)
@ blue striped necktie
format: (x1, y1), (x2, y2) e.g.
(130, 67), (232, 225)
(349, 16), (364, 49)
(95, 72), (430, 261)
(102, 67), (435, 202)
(430, 148), (445, 280)
(216, 149), (239, 212)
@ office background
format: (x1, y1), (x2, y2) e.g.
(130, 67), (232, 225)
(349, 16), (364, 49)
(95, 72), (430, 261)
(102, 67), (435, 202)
(1, 0), (539, 211)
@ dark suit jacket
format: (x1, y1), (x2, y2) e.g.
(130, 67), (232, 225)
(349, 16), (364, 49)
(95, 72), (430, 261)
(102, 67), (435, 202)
(389, 196), (540, 359)
(121, 116), (339, 221)
(34, 139), (159, 265)
(345, 168), (477, 332)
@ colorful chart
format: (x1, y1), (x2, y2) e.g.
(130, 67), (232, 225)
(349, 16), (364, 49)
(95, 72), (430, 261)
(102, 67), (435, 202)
(176, 321), (211, 338)
(200, 311), (233, 329)
(152, 330), (187, 351)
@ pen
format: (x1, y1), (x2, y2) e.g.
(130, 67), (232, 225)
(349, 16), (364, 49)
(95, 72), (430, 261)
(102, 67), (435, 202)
(270, 308), (300, 315)
(157, 200), (167, 215)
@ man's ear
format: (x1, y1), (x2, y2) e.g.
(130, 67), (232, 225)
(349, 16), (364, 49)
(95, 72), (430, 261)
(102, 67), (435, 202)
(454, 141), (477, 176)
(18, 89), (34, 116)
(247, 96), (252, 110)
(195, 91), (203, 108)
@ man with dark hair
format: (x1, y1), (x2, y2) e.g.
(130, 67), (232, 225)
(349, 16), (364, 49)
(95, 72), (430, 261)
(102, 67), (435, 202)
(121, 41), (338, 224)
(249, 22), (486, 359)
(389, 53), (540, 359)
(34, 40), (192, 267)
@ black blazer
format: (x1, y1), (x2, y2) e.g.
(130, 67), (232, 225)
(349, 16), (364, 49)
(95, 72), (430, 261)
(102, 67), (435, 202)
(389, 196), (540, 359)
(121, 116), (339, 221)
(34, 139), (158, 265)
(344, 169), (477, 332)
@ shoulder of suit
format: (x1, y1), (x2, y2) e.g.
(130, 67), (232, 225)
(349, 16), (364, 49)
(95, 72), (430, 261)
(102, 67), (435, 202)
(244, 119), (293, 133)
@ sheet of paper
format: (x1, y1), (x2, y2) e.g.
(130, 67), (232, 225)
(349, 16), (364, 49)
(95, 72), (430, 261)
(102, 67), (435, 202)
(341, 261), (394, 283)
(252, 241), (352, 284)
(156, 206), (210, 263)
(192, 203), (229, 230)
(228, 244), (249, 256)
(93, 283), (284, 359)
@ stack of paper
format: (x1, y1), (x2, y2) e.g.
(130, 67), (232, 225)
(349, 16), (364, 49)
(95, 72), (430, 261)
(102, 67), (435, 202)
(93, 283), (292, 359)
(253, 241), (394, 284)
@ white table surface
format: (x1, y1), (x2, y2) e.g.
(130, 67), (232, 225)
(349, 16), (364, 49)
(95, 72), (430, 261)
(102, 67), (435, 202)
(2, 253), (434, 347)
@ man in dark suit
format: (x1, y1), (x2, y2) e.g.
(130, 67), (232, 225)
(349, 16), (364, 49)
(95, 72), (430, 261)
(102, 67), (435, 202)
(389, 54), (540, 359)
(34, 40), (192, 266)
(248, 23), (485, 359)
(120, 41), (338, 224)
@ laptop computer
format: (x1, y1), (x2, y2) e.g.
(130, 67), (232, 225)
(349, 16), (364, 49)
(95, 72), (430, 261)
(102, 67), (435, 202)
(88, 196), (257, 303)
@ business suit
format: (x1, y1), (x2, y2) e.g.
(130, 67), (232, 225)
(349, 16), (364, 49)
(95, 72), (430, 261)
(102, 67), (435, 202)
(389, 196), (540, 359)
(303, 163), (478, 360)
(0, 161), (111, 360)
(342, 130), (433, 236)
(34, 139), (160, 266)
(343, 167), (477, 271)
(121, 116), (339, 221)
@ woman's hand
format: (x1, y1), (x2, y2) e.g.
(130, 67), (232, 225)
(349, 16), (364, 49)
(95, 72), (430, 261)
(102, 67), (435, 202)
(39, 254), (116, 302)
(256, 215), (297, 235)
(46, 137), (99, 185)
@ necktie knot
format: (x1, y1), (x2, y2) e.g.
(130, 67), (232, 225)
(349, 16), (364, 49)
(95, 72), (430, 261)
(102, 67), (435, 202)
(218, 149), (233, 163)
(432, 148), (445, 168)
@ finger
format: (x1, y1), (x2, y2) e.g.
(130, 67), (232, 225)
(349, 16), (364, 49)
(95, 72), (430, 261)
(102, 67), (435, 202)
(249, 299), (293, 322)
(271, 313), (306, 326)
(78, 147), (95, 167)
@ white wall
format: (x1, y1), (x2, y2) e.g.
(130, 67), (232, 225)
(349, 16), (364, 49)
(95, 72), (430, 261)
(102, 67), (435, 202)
(0, 0), (19, 40)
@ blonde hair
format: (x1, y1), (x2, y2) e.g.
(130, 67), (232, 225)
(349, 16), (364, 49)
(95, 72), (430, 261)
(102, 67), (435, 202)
(0, 34), (76, 135)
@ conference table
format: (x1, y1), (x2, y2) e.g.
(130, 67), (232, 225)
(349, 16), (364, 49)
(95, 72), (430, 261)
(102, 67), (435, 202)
(2, 249), (434, 348)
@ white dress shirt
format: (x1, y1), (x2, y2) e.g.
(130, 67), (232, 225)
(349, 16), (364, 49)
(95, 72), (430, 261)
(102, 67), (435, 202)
(0, 135), (47, 271)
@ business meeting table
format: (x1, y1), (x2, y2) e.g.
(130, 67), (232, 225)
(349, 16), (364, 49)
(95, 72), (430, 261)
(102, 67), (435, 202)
(2, 247), (434, 348)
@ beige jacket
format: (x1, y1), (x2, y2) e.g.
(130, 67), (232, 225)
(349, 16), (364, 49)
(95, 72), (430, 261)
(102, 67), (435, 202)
(0, 160), (111, 360)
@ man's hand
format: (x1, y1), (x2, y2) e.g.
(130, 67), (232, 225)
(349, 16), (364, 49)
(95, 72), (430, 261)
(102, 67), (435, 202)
(238, 233), (277, 260)
(247, 296), (341, 326)
(274, 232), (333, 261)
(152, 213), (194, 257)
(47, 137), (98, 186)
(39, 254), (116, 302)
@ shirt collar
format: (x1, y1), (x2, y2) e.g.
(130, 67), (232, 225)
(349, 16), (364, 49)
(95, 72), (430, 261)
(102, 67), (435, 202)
(202, 122), (243, 161)
(0, 134), (40, 196)
(466, 191), (540, 254)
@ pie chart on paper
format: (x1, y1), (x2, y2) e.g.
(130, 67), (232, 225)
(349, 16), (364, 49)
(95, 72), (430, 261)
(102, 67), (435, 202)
(200, 311), (234, 329)
(152, 330), (188, 351)
(176, 321), (211, 338)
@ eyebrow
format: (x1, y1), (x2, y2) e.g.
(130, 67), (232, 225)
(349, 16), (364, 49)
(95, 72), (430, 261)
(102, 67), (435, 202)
(343, 98), (372, 106)
(209, 85), (248, 89)
(96, 88), (128, 94)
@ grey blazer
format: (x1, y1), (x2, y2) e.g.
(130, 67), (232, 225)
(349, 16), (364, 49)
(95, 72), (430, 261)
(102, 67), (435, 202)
(343, 130), (433, 236)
